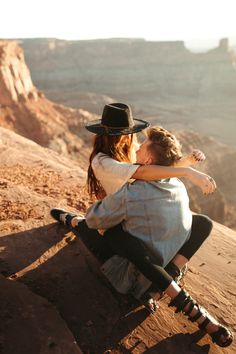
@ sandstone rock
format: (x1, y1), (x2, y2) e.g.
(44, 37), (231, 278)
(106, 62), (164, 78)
(0, 275), (82, 354)
(0, 126), (235, 353)
(0, 41), (38, 105)
(0, 41), (97, 165)
(19, 37), (236, 148)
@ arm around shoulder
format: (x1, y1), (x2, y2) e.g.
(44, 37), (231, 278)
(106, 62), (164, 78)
(132, 164), (189, 180)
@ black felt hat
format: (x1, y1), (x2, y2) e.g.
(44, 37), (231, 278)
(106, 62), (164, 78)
(85, 103), (150, 135)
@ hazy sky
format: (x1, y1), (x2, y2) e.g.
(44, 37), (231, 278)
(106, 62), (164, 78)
(1, 0), (236, 48)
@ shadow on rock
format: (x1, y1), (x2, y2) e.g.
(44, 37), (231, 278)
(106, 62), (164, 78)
(0, 223), (150, 353)
(144, 331), (211, 354)
(0, 223), (67, 276)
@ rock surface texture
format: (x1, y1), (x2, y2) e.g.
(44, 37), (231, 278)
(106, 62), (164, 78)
(0, 41), (96, 166)
(0, 41), (38, 105)
(0, 126), (235, 353)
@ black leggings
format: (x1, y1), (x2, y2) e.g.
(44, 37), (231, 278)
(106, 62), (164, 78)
(178, 214), (213, 260)
(75, 214), (213, 292)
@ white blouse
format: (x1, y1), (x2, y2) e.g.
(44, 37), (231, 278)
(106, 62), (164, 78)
(91, 152), (139, 195)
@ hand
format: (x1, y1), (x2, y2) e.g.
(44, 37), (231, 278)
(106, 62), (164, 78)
(187, 168), (217, 195)
(176, 150), (206, 167)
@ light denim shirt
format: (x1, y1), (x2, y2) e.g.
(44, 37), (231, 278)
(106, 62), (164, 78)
(86, 178), (192, 268)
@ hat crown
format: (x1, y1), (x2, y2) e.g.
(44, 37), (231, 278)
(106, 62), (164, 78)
(85, 102), (149, 135)
(101, 103), (134, 128)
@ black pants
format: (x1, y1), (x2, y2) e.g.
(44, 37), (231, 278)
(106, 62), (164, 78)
(75, 214), (213, 292)
(177, 214), (213, 260)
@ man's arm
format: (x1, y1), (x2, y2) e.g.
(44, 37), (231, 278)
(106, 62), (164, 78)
(86, 186), (127, 229)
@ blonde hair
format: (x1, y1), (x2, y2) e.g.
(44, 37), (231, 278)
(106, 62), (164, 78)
(146, 126), (182, 166)
(87, 134), (136, 199)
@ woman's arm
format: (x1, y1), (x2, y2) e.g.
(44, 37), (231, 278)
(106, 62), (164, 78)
(132, 166), (216, 195)
(133, 164), (190, 180)
(132, 149), (206, 180)
(94, 153), (216, 196)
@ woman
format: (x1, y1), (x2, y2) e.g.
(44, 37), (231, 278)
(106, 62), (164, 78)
(51, 103), (232, 347)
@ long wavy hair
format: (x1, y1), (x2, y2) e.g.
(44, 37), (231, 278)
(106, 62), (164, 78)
(87, 134), (135, 200)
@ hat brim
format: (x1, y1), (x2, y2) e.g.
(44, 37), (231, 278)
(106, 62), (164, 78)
(85, 118), (150, 136)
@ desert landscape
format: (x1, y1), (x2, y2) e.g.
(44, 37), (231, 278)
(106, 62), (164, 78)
(0, 40), (235, 353)
(19, 37), (236, 148)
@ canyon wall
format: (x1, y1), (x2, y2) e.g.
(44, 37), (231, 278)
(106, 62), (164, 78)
(17, 37), (236, 148)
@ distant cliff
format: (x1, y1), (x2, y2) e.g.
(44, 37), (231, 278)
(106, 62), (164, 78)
(0, 41), (38, 105)
(0, 40), (95, 165)
(19, 37), (236, 101)
(17, 37), (236, 148)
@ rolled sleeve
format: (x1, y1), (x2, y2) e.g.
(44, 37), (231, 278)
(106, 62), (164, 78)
(86, 186), (127, 229)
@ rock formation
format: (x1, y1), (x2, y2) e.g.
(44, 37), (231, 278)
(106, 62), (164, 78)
(0, 126), (235, 353)
(0, 40), (96, 166)
(18, 37), (236, 148)
(0, 41), (38, 105)
(0, 274), (82, 354)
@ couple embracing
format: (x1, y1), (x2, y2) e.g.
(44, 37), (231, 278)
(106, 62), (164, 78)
(51, 103), (233, 348)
